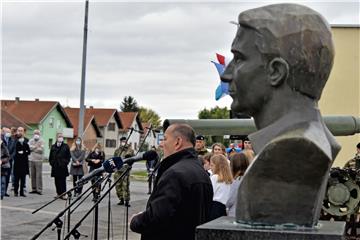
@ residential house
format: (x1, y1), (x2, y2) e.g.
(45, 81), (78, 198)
(86, 107), (123, 157)
(64, 107), (102, 150)
(118, 112), (143, 152)
(1, 98), (73, 158)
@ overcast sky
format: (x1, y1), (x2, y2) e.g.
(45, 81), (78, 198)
(2, 1), (359, 120)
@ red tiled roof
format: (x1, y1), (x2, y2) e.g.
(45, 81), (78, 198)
(1, 99), (72, 127)
(87, 108), (122, 128)
(0, 109), (31, 129)
(64, 107), (96, 136)
(118, 112), (143, 132)
(1, 100), (58, 124)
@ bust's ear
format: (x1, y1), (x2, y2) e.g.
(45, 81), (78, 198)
(267, 57), (289, 87)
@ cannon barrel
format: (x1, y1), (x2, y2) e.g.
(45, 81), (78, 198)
(163, 115), (360, 136)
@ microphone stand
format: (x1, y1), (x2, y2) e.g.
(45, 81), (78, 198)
(30, 175), (107, 240)
(116, 128), (134, 240)
(64, 164), (134, 240)
(104, 173), (112, 240)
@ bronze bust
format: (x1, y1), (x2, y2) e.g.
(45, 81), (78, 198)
(221, 3), (341, 227)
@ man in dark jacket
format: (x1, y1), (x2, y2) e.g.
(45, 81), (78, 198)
(49, 133), (71, 199)
(130, 123), (213, 240)
(13, 128), (30, 197)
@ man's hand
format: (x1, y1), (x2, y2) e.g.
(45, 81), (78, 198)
(130, 211), (143, 223)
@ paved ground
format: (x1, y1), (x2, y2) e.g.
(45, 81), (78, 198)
(1, 163), (151, 240)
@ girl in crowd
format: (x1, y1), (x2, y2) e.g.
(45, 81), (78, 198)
(201, 152), (213, 176)
(86, 143), (105, 201)
(209, 154), (233, 220)
(69, 137), (87, 197)
(211, 143), (227, 157)
(226, 152), (250, 217)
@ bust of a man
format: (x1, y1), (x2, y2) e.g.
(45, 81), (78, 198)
(221, 3), (341, 227)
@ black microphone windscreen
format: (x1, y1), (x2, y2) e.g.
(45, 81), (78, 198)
(143, 150), (158, 161)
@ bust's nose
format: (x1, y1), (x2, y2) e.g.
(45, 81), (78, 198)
(220, 61), (233, 83)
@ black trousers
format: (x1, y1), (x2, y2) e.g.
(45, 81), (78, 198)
(72, 175), (83, 194)
(209, 201), (227, 221)
(14, 174), (26, 195)
(54, 176), (67, 196)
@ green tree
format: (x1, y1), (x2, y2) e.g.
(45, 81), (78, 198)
(198, 106), (230, 145)
(120, 96), (139, 112)
(198, 106), (230, 119)
(139, 107), (161, 128)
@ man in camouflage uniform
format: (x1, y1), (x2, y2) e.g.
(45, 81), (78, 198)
(344, 142), (360, 170)
(113, 137), (134, 206)
(195, 135), (208, 158)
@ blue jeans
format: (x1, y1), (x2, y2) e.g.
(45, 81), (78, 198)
(1, 175), (6, 198)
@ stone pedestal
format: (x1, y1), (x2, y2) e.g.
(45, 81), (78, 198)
(196, 217), (345, 240)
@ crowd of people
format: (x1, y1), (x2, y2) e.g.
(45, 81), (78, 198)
(193, 134), (255, 220)
(0, 126), (139, 202)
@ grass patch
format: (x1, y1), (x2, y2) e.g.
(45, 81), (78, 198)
(130, 170), (149, 181)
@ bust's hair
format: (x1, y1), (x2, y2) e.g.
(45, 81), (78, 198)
(171, 123), (196, 147)
(238, 3), (334, 100)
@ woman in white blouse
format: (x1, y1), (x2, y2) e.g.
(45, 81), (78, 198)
(209, 154), (233, 220)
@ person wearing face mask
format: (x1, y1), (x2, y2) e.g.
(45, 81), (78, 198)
(113, 137), (134, 206)
(86, 143), (105, 201)
(13, 127), (30, 197)
(28, 129), (44, 195)
(70, 137), (87, 197)
(49, 133), (71, 199)
(1, 127), (16, 197)
(1, 138), (10, 200)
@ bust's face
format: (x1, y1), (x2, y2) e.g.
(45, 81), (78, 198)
(221, 27), (271, 116)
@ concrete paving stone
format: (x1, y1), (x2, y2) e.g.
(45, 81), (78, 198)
(1, 163), (151, 240)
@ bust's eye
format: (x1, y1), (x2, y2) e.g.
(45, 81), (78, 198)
(234, 53), (245, 63)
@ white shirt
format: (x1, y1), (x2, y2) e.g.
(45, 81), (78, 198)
(210, 174), (231, 205)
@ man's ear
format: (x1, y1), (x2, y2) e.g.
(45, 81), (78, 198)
(267, 57), (289, 87)
(175, 137), (183, 151)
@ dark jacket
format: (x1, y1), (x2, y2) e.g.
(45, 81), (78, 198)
(86, 151), (105, 172)
(13, 140), (30, 176)
(1, 136), (16, 166)
(1, 142), (10, 174)
(130, 148), (213, 240)
(49, 143), (71, 178)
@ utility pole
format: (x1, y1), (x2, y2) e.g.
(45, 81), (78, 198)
(78, 0), (89, 138)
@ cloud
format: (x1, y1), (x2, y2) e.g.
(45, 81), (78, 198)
(2, 1), (359, 120)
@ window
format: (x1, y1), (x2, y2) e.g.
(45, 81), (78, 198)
(49, 117), (54, 128)
(105, 139), (116, 148)
(56, 120), (61, 129)
(48, 138), (53, 149)
(107, 123), (115, 131)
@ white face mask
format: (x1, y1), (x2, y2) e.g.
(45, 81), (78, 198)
(57, 137), (64, 143)
(95, 149), (100, 154)
(34, 134), (40, 140)
(76, 140), (81, 145)
(5, 132), (11, 138)
(121, 142), (126, 146)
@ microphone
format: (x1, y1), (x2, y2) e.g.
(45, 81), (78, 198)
(76, 150), (158, 185)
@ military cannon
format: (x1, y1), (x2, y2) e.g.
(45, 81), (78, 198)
(163, 115), (360, 136)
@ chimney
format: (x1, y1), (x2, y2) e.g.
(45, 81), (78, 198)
(35, 98), (39, 102)
(90, 106), (94, 109)
(15, 97), (20, 103)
